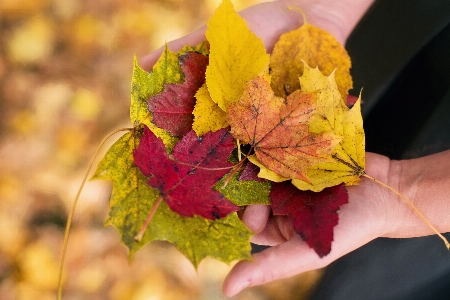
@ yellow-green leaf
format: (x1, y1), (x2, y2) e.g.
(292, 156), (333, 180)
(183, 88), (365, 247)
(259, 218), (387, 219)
(192, 83), (228, 136)
(214, 158), (271, 206)
(91, 131), (157, 255)
(180, 41), (209, 56)
(92, 131), (252, 266)
(130, 46), (184, 125)
(135, 205), (252, 268)
(270, 21), (352, 99)
(205, 0), (269, 111)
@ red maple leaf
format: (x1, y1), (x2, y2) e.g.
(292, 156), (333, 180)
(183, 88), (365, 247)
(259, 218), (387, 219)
(270, 182), (348, 257)
(239, 161), (267, 182)
(134, 125), (239, 220)
(147, 52), (208, 137)
(346, 94), (358, 107)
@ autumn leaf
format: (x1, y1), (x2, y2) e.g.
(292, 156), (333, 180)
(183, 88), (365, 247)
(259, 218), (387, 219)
(130, 45), (184, 126)
(147, 52), (209, 137)
(227, 76), (340, 183)
(130, 49), (182, 151)
(291, 63), (365, 191)
(92, 45), (205, 259)
(270, 16), (352, 99)
(270, 182), (348, 257)
(247, 155), (288, 183)
(91, 129), (160, 255)
(137, 202), (252, 268)
(249, 64), (365, 191)
(206, 0), (269, 111)
(192, 83), (228, 136)
(134, 125), (239, 220)
(180, 42), (209, 56)
(214, 157), (271, 206)
(239, 161), (267, 182)
(93, 133), (252, 265)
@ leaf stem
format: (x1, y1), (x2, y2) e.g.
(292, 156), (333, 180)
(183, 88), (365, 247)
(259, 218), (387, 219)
(287, 6), (308, 25)
(57, 127), (133, 300)
(168, 156), (235, 171)
(363, 173), (450, 250)
(134, 196), (164, 242)
(237, 139), (242, 161)
(221, 147), (254, 188)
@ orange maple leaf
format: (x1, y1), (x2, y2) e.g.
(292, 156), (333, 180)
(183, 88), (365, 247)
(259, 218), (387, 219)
(227, 76), (339, 183)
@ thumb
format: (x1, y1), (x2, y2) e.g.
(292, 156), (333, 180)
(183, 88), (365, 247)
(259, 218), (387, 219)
(222, 236), (327, 297)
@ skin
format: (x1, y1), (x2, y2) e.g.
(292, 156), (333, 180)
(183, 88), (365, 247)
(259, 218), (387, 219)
(140, 0), (450, 297)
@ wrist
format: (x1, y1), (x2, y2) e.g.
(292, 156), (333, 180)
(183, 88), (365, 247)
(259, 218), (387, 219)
(380, 150), (450, 241)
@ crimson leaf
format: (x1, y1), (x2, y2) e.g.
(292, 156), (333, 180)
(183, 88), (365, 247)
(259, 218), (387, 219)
(147, 52), (209, 137)
(134, 125), (239, 220)
(270, 182), (348, 257)
(239, 161), (267, 182)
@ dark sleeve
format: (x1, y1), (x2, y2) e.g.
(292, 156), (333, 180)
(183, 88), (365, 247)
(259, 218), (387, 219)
(347, 0), (450, 159)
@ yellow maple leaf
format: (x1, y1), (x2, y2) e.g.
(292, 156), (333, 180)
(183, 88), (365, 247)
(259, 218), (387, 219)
(294, 63), (364, 191)
(270, 15), (352, 100)
(205, 0), (270, 112)
(253, 63), (364, 191)
(192, 83), (228, 136)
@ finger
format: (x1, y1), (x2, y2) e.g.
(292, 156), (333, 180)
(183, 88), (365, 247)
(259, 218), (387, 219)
(251, 215), (294, 246)
(223, 235), (328, 297)
(138, 2), (302, 71)
(139, 28), (206, 71)
(241, 204), (270, 234)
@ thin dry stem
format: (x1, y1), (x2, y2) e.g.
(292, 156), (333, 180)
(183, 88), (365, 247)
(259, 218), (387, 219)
(57, 127), (133, 300)
(168, 156), (235, 171)
(363, 173), (450, 250)
(287, 6), (308, 25)
(237, 139), (242, 161)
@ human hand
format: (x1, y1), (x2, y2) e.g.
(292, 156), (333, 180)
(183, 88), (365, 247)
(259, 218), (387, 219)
(139, 0), (374, 71)
(223, 146), (450, 296)
(223, 153), (399, 296)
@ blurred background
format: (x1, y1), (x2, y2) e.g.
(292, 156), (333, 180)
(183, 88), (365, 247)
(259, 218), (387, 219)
(0, 0), (322, 299)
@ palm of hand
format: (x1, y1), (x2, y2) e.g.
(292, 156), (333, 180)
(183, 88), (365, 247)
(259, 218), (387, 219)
(223, 153), (395, 296)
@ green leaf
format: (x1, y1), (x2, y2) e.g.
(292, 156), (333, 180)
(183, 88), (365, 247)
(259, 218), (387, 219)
(92, 131), (252, 265)
(92, 131), (158, 255)
(215, 168), (271, 206)
(180, 41), (209, 56)
(130, 45), (184, 125)
(137, 203), (252, 267)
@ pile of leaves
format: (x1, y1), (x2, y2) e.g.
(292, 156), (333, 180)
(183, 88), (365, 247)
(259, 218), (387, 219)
(93, 0), (365, 267)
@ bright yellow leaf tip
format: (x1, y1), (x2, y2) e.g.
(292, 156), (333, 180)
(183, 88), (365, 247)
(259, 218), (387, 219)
(206, 0), (270, 112)
(192, 83), (228, 136)
(293, 63), (365, 191)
